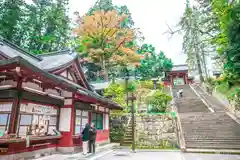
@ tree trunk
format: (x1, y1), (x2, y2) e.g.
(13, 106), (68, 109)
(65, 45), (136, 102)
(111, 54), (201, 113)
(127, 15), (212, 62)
(200, 44), (209, 79)
(196, 52), (204, 83)
(100, 56), (109, 82)
(202, 54), (209, 79)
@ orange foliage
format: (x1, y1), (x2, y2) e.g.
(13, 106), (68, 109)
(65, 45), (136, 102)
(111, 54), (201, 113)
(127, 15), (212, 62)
(73, 10), (140, 66)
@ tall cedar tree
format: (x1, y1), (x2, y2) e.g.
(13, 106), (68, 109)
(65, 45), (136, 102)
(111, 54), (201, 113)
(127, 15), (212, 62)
(0, 0), (71, 54)
(27, 0), (71, 54)
(88, 0), (134, 28)
(0, 0), (25, 42)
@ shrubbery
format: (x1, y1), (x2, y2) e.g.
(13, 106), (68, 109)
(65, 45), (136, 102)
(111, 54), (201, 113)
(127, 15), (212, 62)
(147, 91), (172, 113)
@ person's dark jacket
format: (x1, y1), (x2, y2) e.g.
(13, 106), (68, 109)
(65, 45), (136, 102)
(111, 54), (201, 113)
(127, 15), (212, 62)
(81, 126), (89, 142)
(89, 126), (97, 141)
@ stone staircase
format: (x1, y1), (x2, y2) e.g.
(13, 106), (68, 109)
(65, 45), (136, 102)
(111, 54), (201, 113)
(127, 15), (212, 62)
(180, 112), (240, 150)
(173, 85), (240, 151)
(173, 85), (209, 113)
(120, 118), (135, 146)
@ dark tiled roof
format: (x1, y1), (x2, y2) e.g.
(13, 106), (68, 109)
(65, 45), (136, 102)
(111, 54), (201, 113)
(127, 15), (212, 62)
(0, 57), (122, 110)
(0, 39), (42, 61)
(0, 38), (122, 109)
(0, 38), (77, 71)
(171, 64), (188, 71)
(0, 38), (92, 90)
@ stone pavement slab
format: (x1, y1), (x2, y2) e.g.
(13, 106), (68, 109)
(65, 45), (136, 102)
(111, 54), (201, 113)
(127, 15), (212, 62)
(101, 151), (240, 160)
(33, 143), (119, 160)
(32, 150), (240, 160)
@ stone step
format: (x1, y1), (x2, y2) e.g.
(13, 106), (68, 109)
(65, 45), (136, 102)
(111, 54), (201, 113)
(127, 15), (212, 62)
(124, 134), (133, 138)
(184, 136), (240, 140)
(176, 101), (204, 103)
(186, 143), (240, 149)
(122, 137), (132, 141)
(182, 125), (239, 129)
(181, 119), (233, 123)
(181, 123), (236, 127)
(184, 129), (240, 132)
(185, 137), (240, 141)
(185, 133), (240, 136)
(180, 114), (230, 118)
(176, 101), (205, 104)
(183, 132), (240, 136)
(180, 113), (228, 118)
(185, 139), (240, 143)
(181, 121), (235, 125)
(182, 128), (240, 131)
(121, 141), (132, 145)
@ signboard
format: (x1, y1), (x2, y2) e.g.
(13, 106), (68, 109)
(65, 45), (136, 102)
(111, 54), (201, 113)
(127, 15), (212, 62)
(105, 108), (109, 113)
(20, 103), (57, 115)
(59, 108), (71, 132)
(0, 103), (12, 112)
(98, 106), (105, 112)
(0, 148), (8, 153)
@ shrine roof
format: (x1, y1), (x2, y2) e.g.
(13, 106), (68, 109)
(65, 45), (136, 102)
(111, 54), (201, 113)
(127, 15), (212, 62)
(0, 38), (78, 71)
(37, 49), (78, 71)
(91, 82), (110, 90)
(171, 64), (188, 72)
(0, 56), (122, 110)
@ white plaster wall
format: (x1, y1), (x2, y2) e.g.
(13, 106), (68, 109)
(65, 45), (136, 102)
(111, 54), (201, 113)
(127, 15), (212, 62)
(0, 80), (17, 87)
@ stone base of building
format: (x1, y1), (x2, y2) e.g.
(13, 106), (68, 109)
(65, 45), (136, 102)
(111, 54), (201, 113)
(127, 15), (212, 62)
(0, 147), (57, 160)
(57, 146), (82, 154)
(0, 140), (110, 160)
(97, 139), (110, 147)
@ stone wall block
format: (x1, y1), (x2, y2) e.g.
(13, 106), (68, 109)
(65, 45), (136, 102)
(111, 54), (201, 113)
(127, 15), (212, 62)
(135, 115), (178, 147)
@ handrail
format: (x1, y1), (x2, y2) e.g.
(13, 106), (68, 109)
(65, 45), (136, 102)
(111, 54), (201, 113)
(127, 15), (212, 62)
(170, 86), (186, 151)
(189, 84), (215, 113)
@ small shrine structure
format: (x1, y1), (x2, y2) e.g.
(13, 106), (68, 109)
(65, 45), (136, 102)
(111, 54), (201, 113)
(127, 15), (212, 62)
(163, 64), (194, 86)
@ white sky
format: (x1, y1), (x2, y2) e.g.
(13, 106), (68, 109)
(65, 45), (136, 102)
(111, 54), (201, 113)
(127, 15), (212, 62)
(25, 0), (187, 65)
(69, 0), (187, 65)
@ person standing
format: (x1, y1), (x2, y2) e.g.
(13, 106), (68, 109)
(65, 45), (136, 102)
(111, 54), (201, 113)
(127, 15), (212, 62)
(81, 123), (89, 155)
(88, 122), (97, 154)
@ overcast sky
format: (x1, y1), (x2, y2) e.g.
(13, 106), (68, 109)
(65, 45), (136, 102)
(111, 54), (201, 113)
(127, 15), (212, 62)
(69, 0), (187, 65)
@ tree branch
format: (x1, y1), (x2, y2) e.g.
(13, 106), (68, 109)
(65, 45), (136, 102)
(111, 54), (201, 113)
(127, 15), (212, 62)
(162, 22), (181, 36)
(110, 38), (126, 54)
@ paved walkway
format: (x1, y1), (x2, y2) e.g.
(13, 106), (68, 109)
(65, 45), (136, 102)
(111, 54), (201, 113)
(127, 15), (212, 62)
(34, 150), (240, 160)
(101, 151), (240, 160)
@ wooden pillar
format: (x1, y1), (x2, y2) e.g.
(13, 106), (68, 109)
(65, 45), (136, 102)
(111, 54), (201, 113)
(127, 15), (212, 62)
(170, 75), (173, 87)
(58, 97), (75, 153)
(184, 74), (188, 84)
(9, 78), (22, 134)
(88, 112), (92, 124)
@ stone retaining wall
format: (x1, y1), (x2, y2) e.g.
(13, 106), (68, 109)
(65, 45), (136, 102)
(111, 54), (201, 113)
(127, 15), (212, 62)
(135, 114), (178, 148)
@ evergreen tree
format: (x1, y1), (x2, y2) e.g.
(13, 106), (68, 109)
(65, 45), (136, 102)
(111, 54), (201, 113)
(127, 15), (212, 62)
(0, 0), (25, 42)
(41, 0), (71, 52)
(88, 0), (114, 15)
(0, 0), (71, 54)
(87, 0), (134, 28)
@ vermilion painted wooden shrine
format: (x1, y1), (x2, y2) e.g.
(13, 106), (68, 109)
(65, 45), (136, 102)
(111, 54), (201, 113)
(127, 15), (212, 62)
(0, 39), (122, 159)
(163, 64), (194, 86)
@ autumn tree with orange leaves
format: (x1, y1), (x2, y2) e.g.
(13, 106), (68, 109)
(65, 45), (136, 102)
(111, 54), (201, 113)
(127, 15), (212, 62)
(73, 10), (141, 81)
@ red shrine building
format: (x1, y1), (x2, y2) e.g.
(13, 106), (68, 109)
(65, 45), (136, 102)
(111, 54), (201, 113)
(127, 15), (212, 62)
(0, 39), (122, 159)
(163, 64), (194, 86)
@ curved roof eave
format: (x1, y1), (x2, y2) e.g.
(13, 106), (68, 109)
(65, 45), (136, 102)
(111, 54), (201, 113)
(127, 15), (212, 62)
(43, 54), (79, 72)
